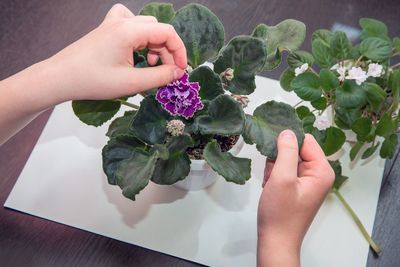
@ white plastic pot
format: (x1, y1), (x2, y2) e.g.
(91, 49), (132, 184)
(174, 136), (245, 191)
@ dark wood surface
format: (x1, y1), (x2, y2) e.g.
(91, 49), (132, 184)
(1, 1), (399, 266)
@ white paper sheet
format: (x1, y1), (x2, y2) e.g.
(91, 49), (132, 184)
(4, 76), (384, 267)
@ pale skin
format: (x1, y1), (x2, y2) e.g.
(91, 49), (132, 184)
(0, 4), (334, 267)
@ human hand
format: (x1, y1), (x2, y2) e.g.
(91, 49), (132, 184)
(47, 3), (187, 103)
(257, 130), (334, 267)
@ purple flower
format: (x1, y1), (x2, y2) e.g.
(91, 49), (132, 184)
(156, 72), (204, 119)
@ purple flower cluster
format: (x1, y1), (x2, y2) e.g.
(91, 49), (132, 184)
(156, 72), (204, 119)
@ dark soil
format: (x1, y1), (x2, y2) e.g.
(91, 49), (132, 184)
(186, 135), (240, 160)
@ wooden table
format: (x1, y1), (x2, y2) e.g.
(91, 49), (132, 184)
(1, 0), (399, 266)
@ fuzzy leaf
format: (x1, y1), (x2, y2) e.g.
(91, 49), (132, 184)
(312, 29), (333, 47)
(334, 107), (362, 129)
(151, 135), (193, 185)
(203, 140), (251, 184)
(171, 4), (224, 67)
(336, 80), (367, 108)
(296, 106), (313, 120)
(330, 31), (352, 60)
(196, 94), (245, 135)
(329, 160), (349, 190)
(139, 3), (175, 23)
(363, 82), (385, 112)
(380, 134), (398, 159)
(214, 36), (266, 95)
(291, 72), (322, 101)
(189, 66), (224, 100)
(243, 101), (304, 159)
(359, 18), (389, 40)
(351, 117), (372, 140)
(359, 37), (392, 61)
(131, 96), (171, 144)
(376, 113), (396, 137)
(362, 142), (380, 159)
(72, 100), (121, 127)
(311, 97), (327, 110)
(312, 39), (335, 68)
(319, 127), (346, 156)
(350, 141), (365, 161)
(287, 51), (314, 69)
(320, 69), (339, 92)
(106, 111), (136, 138)
(279, 68), (296, 92)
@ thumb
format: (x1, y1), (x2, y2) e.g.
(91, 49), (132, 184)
(270, 129), (299, 181)
(126, 65), (185, 93)
(104, 4), (134, 20)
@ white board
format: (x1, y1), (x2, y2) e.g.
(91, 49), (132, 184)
(4, 75), (384, 267)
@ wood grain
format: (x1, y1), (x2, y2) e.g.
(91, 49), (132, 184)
(1, 0), (399, 266)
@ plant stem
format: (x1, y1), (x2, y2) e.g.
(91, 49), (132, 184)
(333, 189), (381, 254)
(390, 62), (400, 69)
(293, 100), (304, 108)
(355, 55), (364, 66)
(115, 99), (139, 109)
(309, 67), (318, 75)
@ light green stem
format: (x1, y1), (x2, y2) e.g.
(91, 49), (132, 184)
(333, 189), (381, 254)
(115, 99), (139, 109)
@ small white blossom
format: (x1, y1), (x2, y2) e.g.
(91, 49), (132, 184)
(166, 119), (185, 136)
(294, 63), (309, 76)
(367, 63), (383, 78)
(313, 113), (330, 131)
(336, 66), (347, 82)
(330, 60), (353, 71)
(346, 67), (368, 85)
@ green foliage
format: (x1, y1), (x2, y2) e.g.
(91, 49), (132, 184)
(243, 101), (304, 159)
(311, 97), (327, 110)
(312, 29), (333, 47)
(330, 31), (352, 60)
(351, 117), (372, 140)
(139, 3), (175, 23)
(287, 51), (314, 69)
(319, 69), (339, 92)
(131, 96), (171, 144)
(171, 4), (225, 67)
(252, 19), (306, 70)
(214, 36), (266, 95)
(315, 127), (346, 156)
(336, 80), (367, 108)
(204, 140), (251, 184)
(329, 160), (349, 190)
(359, 18), (389, 40)
(359, 37), (392, 62)
(72, 99), (121, 127)
(196, 95), (245, 135)
(363, 83), (385, 112)
(106, 111), (136, 138)
(291, 72), (322, 101)
(312, 39), (335, 68)
(189, 66), (224, 100)
(376, 113), (396, 137)
(361, 142), (380, 159)
(279, 68), (295, 91)
(380, 134), (398, 159)
(350, 141), (365, 161)
(334, 107), (361, 130)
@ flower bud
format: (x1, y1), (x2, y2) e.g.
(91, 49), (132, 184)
(166, 119), (185, 136)
(231, 94), (250, 108)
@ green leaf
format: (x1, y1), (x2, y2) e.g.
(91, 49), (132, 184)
(106, 111), (136, 138)
(359, 37), (392, 61)
(115, 149), (159, 200)
(362, 82), (385, 112)
(133, 52), (149, 68)
(330, 31), (352, 60)
(139, 3), (175, 23)
(203, 140), (251, 184)
(102, 135), (146, 185)
(312, 39), (335, 68)
(287, 51), (314, 69)
(329, 160), (349, 190)
(388, 70), (400, 113)
(72, 100), (121, 127)
(291, 72), (322, 101)
(131, 96), (171, 144)
(189, 66), (224, 100)
(243, 101), (304, 159)
(151, 135), (193, 185)
(171, 4), (224, 67)
(380, 134), (398, 159)
(279, 68), (296, 92)
(296, 106), (312, 120)
(196, 94), (245, 135)
(351, 117), (372, 139)
(393, 37), (400, 53)
(336, 80), (367, 108)
(376, 113), (396, 137)
(361, 142), (380, 159)
(302, 115), (316, 133)
(252, 20), (306, 70)
(334, 107), (361, 129)
(214, 36), (266, 95)
(359, 18), (389, 40)
(311, 97), (327, 110)
(312, 29), (333, 47)
(350, 141), (365, 161)
(319, 127), (346, 156)
(319, 69), (339, 92)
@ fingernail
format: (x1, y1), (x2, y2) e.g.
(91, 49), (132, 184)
(280, 129), (295, 139)
(174, 68), (185, 80)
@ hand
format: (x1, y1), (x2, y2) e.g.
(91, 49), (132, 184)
(257, 130), (334, 267)
(47, 3), (187, 102)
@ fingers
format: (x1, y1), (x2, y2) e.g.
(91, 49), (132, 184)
(105, 3), (134, 19)
(124, 22), (187, 69)
(126, 64), (185, 93)
(300, 134), (326, 163)
(270, 130), (299, 180)
(262, 159), (275, 187)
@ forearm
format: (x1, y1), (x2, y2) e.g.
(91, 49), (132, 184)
(0, 57), (65, 145)
(257, 232), (301, 267)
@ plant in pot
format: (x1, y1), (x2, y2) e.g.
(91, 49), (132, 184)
(278, 17), (400, 254)
(71, 3), (306, 198)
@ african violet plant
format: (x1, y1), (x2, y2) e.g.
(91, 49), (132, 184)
(275, 18), (400, 254)
(72, 2), (306, 200)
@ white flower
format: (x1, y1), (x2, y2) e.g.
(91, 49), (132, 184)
(166, 119), (185, 136)
(294, 63), (309, 76)
(346, 67), (368, 85)
(336, 66), (347, 82)
(313, 113), (330, 131)
(367, 63), (383, 78)
(330, 60), (354, 71)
